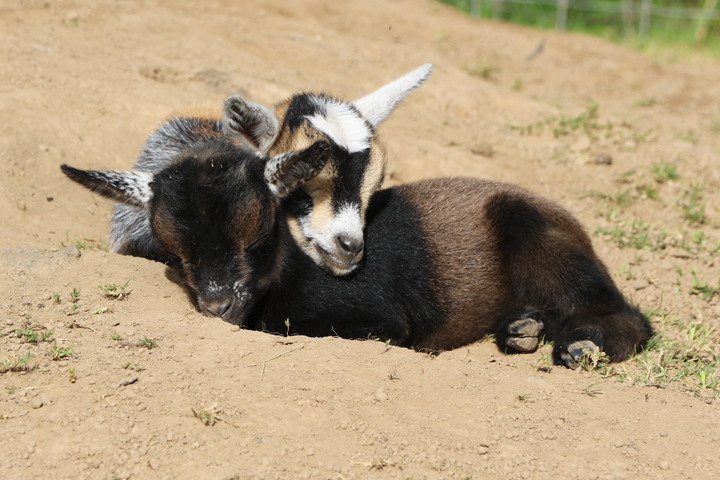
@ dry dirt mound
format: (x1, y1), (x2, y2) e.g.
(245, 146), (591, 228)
(1, 1), (720, 479)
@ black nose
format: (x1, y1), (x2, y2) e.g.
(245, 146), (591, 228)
(201, 298), (233, 318)
(335, 234), (364, 256)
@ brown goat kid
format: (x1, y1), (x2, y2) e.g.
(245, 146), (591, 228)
(61, 140), (653, 367)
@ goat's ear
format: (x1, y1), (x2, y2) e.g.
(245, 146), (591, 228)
(353, 63), (433, 128)
(60, 164), (153, 208)
(264, 141), (332, 199)
(222, 95), (279, 153)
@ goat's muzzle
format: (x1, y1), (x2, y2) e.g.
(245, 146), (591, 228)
(197, 291), (249, 324)
(316, 235), (364, 274)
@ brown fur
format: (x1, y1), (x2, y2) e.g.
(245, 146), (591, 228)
(402, 178), (608, 351)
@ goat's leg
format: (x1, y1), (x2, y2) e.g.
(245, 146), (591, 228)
(553, 305), (652, 368)
(494, 307), (549, 354)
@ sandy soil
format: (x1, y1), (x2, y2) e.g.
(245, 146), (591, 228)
(2, 1), (720, 479)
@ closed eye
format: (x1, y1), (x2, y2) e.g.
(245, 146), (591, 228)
(246, 232), (271, 252)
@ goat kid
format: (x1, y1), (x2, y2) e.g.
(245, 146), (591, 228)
(104, 64), (433, 274)
(61, 140), (653, 368)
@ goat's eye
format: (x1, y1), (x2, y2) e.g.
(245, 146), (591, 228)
(246, 232), (271, 252)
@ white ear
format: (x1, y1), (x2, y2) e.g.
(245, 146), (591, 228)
(352, 63), (433, 128)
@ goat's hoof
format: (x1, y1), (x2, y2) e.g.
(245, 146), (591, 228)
(505, 318), (544, 352)
(560, 340), (600, 369)
(506, 336), (539, 352)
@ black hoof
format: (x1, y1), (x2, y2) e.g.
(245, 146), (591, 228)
(505, 318), (544, 353)
(559, 340), (599, 369)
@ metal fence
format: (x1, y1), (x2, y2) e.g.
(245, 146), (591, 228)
(468, 0), (719, 41)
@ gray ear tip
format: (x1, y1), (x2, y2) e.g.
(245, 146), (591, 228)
(60, 163), (82, 178)
(223, 95), (247, 108)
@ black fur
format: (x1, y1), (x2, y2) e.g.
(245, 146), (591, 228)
(142, 143), (652, 360)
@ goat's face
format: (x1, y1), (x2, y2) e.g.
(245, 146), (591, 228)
(222, 64), (433, 276)
(61, 140), (331, 324)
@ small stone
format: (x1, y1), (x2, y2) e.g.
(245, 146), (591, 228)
(229, 325), (240, 332)
(197, 367), (204, 374)
(63, 244), (81, 259)
(118, 377), (138, 388)
(46, 196), (54, 202)
(594, 153), (612, 165)
(476, 445), (489, 455)
(633, 280), (650, 291)
(669, 249), (694, 259)
(660, 432), (668, 437)
(470, 142), (494, 157)
(31, 398), (44, 409)
(375, 389), (387, 402)
(38, 144), (49, 152)
(137, 404), (147, 412)
(659, 461), (670, 470)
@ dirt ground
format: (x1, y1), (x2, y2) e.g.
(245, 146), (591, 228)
(2, 0), (720, 479)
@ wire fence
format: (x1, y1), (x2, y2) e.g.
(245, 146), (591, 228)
(464, 0), (719, 41)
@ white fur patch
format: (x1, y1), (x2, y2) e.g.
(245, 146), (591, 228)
(353, 63), (433, 128)
(307, 97), (371, 153)
(311, 202), (363, 254)
(264, 152), (293, 197)
(104, 170), (154, 206)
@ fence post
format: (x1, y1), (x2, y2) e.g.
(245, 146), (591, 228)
(470, 0), (482, 18)
(556, 0), (569, 31)
(695, 0), (718, 43)
(621, 0), (635, 38)
(492, 0), (504, 19)
(639, 0), (653, 42)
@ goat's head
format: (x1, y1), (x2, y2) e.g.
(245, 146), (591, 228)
(61, 140), (331, 324)
(222, 64), (433, 275)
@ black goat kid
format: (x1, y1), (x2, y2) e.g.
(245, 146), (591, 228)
(61, 140), (652, 367)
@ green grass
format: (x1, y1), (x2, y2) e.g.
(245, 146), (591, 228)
(15, 328), (53, 343)
(651, 159), (680, 183)
(191, 407), (217, 426)
(579, 189), (635, 209)
(139, 336), (157, 349)
(677, 180), (708, 225)
(62, 231), (109, 251)
(619, 305), (719, 398)
(509, 101), (611, 139)
(50, 341), (74, 361)
(98, 280), (130, 299)
(1, 352), (34, 373)
(70, 287), (81, 303)
(438, 0), (720, 57)
(123, 361), (145, 372)
(690, 274), (719, 302)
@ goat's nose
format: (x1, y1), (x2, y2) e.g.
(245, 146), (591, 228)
(335, 234), (364, 256)
(202, 298), (232, 318)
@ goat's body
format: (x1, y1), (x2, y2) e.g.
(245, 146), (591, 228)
(248, 178), (652, 358)
(111, 117), (225, 260)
